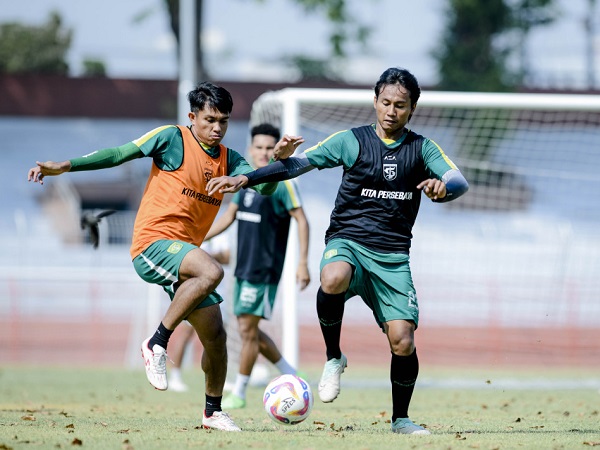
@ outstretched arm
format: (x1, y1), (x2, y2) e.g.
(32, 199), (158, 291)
(208, 154), (315, 195)
(27, 143), (143, 185)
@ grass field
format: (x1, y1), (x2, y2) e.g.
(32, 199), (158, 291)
(1, 366), (599, 449)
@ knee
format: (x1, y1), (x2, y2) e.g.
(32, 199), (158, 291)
(237, 321), (259, 342)
(389, 336), (415, 356)
(207, 261), (224, 288)
(387, 327), (415, 356)
(320, 266), (351, 294)
(208, 324), (227, 349)
(198, 320), (227, 349)
(320, 278), (341, 294)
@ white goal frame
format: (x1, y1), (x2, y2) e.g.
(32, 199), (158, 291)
(254, 87), (600, 369)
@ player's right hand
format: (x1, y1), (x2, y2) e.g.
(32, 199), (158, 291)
(273, 135), (304, 161)
(27, 160), (71, 185)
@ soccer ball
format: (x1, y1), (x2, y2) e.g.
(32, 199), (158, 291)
(263, 374), (313, 425)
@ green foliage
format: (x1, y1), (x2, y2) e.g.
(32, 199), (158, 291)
(160, 0), (373, 82)
(293, 0), (372, 58)
(283, 55), (341, 82)
(434, 0), (556, 92)
(434, 0), (515, 91)
(511, 0), (557, 31)
(82, 59), (107, 78)
(0, 11), (72, 75)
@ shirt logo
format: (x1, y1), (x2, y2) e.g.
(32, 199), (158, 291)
(181, 187), (222, 206)
(324, 249), (338, 259)
(240, 285), (258, 308)
(243, 190), (255, 208)
(167, 242), (184, 254)
(236, 211), (261, 223)
(204, 170), (213, 184)
(407, 291), (418, 310)
(383, 164), (397, 181)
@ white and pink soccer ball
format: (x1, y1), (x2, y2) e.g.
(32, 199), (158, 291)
(263, 374), (313, 425)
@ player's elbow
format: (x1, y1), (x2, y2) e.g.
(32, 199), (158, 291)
(436, 173), (469, 203)
(453, 178), (469, 199)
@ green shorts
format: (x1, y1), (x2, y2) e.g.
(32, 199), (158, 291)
(320, 238), (419, 330)
(132, 240), (223, 308)
(232, 278), (278, 319)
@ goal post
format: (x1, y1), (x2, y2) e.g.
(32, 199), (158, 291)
(247, 87), (600, 369)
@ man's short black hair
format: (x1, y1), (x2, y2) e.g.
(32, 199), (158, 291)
(187, 82), (233, 114)
(251, 123), (280, 141)
(375, 68), (421, 105)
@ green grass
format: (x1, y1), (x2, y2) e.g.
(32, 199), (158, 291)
(1, 366), (599, 449)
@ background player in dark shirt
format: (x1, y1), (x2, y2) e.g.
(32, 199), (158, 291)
(205, 123), (310, 409)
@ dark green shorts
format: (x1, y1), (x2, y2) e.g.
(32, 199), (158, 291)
(232, 278), (278, 319)
(132, 239), (222, 308)
(320, 238), (419, 330)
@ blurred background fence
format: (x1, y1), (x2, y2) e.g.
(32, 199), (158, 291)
(2, 88), (600, 372)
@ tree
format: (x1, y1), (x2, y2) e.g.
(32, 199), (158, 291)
(511, 0), (557, 84)
(433, 0), (556, 92)
(434, 0), (515, 92)
(160, 0), (371, 82)
(82, 59), (107, 78)
(432, 0), (556, 211)
(0, 11), (72, 75)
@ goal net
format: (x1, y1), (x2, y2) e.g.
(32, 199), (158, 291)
(222, 88), (600, 371)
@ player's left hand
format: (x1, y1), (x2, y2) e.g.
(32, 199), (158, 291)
(417, 178), (447, 200)
(273, 135), (304, 161)
(296, 263), (310, 291)
(207, 174), (248, 196)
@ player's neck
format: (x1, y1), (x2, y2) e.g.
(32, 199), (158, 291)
(376, 125), (406, 142)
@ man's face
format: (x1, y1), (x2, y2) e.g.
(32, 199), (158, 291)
(188, 106), (229, 147)
(374, 84), (416, 139)
(248, 134), (277, 168)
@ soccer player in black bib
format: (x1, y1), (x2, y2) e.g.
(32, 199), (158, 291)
(207, 68), (469, 435)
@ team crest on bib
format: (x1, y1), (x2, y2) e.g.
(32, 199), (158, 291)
(243, 190), (255, 208)
(383, 164), (397, 181)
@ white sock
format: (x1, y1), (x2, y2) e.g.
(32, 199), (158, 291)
(274, 357), (296, 375)
(232, 373), (250, 399)
(170, 367), (183, 382)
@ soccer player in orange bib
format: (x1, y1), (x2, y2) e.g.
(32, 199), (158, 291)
(27, 82), (303, 432)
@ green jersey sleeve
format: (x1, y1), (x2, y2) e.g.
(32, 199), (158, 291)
(304, 130), (359, 170)
(227, 148), (279, 195)
(69, 125), (182, 172)
(69, 142), (143, 171)
(422, 138), (459, 179)
(272, 179), (303, 216)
